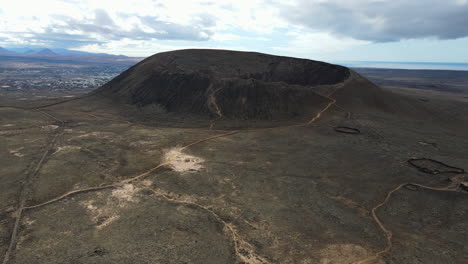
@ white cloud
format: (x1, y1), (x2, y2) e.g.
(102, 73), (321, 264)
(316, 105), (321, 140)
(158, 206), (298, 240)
(71, 38), (254, 57)
(273, 31), (370, 56)
(278, 0), (468, 42)
(0, 0), (283, 50)
(0, 0), (467, 61)
(212, 33), (270, 42)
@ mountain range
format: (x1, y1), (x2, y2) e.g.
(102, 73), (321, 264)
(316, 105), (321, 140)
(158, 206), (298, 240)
(0, 47), (125, 57)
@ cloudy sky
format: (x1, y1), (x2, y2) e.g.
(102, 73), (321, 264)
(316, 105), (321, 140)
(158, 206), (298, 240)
(1, 0), (468, 62)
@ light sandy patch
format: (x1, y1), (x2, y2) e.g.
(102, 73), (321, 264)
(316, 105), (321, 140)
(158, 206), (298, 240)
(163, 147), (205, 173)
(80, 184), (141, 229)
(80, 200), (97, 211)
(41, 125), (59, 130)
(152, 187), (199, 204)
(111, 184), (140, 205)
(140, 179), (153, 187)
(9, 147), (25, 157)
(67, 131), (114, 141)
(2, 124), (14, 127)
(461, 181), (468, 192)
(4, 206), (15, 214)
(76, 131), (114, 139)
(319, 244), (385, 264)
(52, 145), (82, 155)
(97, 215), (120, 229)
(17, 218), (36, 250)
(224, 223), (270, 264)
(22, 217), (36, 226)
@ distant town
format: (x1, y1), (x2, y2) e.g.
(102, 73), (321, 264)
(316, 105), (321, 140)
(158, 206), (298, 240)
(0, 47), (141, 101)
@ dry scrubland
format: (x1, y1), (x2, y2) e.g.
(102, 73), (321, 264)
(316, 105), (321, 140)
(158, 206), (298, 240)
(1, 50), (467, 264)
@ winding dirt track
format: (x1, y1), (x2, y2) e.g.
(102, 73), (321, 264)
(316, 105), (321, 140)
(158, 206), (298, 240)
(17, 86), (341, 212)
(352, 182), (466, 264)
(2, 77), (466, 263)
(1, 92), (338, 264)
(2, 110), (64, 264)
(144, 186), (271, 264)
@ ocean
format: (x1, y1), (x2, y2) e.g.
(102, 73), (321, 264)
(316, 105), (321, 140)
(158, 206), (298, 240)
(337, 61), (468, 71)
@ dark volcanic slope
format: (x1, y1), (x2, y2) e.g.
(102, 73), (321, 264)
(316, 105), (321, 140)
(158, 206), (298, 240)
(95, 49), (380, 120)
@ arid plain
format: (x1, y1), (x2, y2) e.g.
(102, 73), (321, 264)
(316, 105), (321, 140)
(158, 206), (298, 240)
(1, 50), (467, 264)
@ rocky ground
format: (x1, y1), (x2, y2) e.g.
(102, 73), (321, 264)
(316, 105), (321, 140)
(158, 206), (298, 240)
(0, 85), (467, 264)
(1, 50), (467, 264)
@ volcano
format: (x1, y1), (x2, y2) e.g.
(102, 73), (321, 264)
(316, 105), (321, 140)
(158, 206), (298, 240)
(94, 49), (390, 120)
